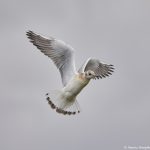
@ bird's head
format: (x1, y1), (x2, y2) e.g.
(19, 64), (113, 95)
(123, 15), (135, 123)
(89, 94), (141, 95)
(85, 70), (96, 79)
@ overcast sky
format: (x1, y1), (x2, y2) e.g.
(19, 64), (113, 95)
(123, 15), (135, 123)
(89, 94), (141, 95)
(0, 0), (150, 150)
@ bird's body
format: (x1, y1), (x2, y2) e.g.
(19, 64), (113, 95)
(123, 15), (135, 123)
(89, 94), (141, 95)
(46, 73), (90, 114)
(64, 73), (90, 98)
(26, 30), (114, 115)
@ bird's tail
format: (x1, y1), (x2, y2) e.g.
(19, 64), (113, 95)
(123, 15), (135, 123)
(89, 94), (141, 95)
(45, 90), (80, 115)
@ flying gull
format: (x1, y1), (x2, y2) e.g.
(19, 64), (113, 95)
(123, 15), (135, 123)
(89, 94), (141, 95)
(26, 31), (114, 115)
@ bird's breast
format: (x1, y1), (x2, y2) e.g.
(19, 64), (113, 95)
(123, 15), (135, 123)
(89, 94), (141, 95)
(63, 74), (90, 97)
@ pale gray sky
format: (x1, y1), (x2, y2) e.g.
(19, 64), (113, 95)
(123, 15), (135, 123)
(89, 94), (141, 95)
(0, 0), (150, 150)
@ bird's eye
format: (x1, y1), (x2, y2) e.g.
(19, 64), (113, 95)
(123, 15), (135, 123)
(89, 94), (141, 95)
(89, 73), (91, 75)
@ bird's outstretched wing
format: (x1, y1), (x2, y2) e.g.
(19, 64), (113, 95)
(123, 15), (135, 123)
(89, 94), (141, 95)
(79, 58), (114, 79)
(26, 31), (77, 86)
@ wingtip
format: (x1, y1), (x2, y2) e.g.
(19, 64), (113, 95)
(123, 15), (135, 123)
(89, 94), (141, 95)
(26, 30), (31, 38)
(26, 30), (33, 34)
(26, 30), (35, 38)
(26, 30), (37, 43)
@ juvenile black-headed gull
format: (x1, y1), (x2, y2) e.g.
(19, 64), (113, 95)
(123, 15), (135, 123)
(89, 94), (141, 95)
(26, 31), (114, 115)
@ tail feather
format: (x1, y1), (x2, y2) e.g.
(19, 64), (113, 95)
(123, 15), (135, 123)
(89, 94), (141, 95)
(46, 90), (80, 115)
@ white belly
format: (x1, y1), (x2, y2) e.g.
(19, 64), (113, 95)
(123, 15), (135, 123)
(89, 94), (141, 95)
(63, 74), (90, 99)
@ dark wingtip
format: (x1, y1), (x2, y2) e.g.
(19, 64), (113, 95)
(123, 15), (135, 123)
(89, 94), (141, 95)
(26, 30), (33, 35)
(26, 30), (35, 40)
(109, 64), (115, 70)
(26, 30), (31, 36)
